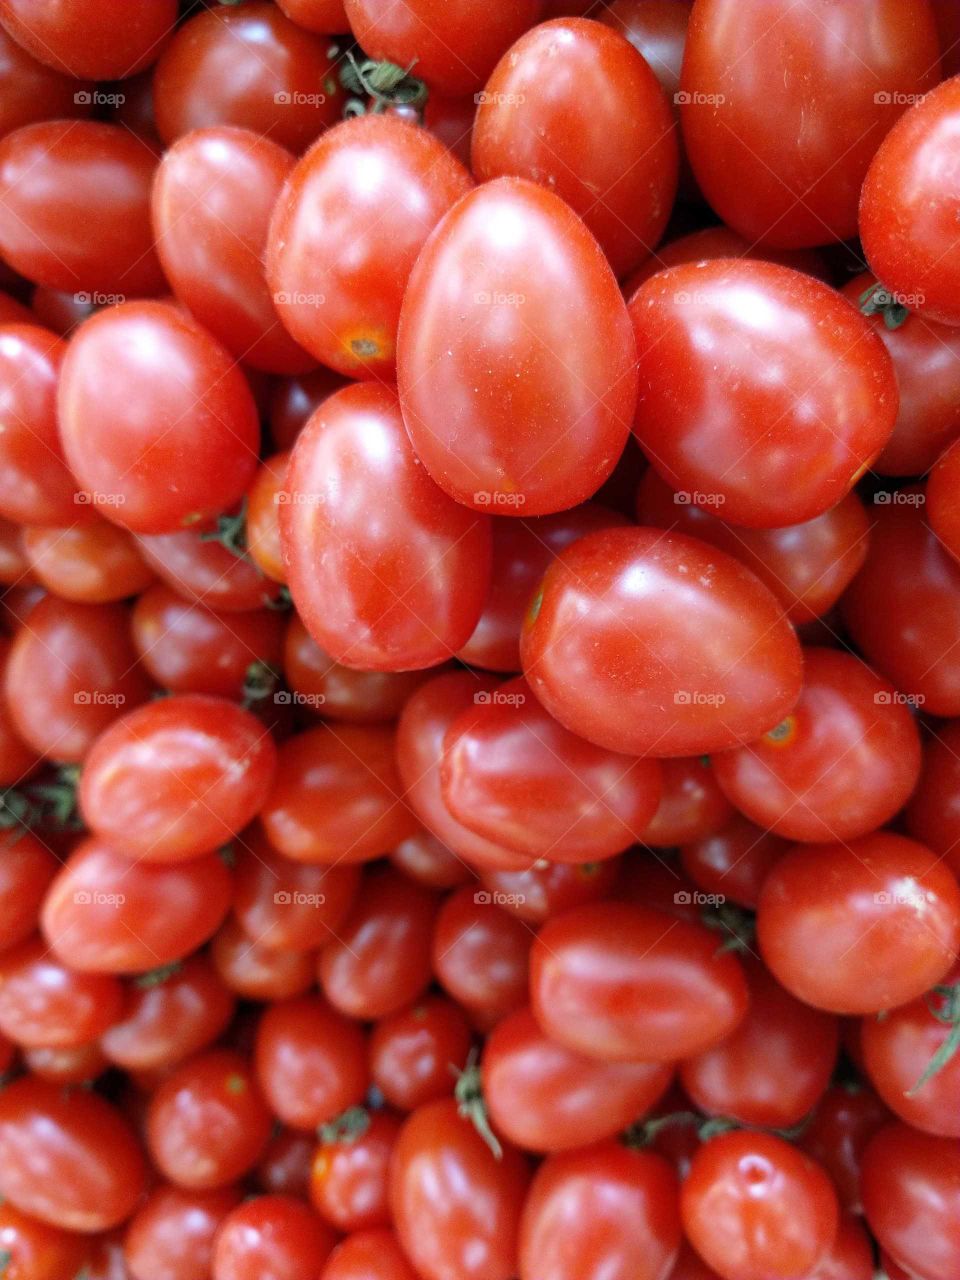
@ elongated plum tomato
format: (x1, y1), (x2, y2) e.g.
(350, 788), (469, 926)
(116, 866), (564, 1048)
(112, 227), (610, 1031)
(281, 383), (492, 671)
(0, 1200), (88, 1280)
(58, 301), (259, 533)
(681, 0), (939, 247)
(79, 695), (277, 863)
(153, 126), (314, 375)
(124, 1185), (241, 1280)
(861, 77), (960, 327)
(0, 0), (176, 78)
(518, 1142), (681, 1280)
(521, 527), (803, 757)
(472, 18), (678, 277)
(0, 1076), (146, 1231)
(267, 114), (472, 378)
(440, 675), (662, 863)
(398, 177), (638, 516)
(681, 1130), (839, 1280)
(628, 260), (898, 526)
(212, 1195), (338, 1280)
(530, 901), (748, 1061)
(757, 833), (960, 1014)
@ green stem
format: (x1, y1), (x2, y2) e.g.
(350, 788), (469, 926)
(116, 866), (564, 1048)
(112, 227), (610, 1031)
(454, 1054), (502, 1160)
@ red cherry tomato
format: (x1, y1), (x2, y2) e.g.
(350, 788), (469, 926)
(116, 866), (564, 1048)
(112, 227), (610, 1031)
(369, 995), (473, 1112)
(0, 933), (123, 1048)
(135, 524), (283, 613)
(212, 1195), (338, 1280)
(799, 1084), (891, 1216)
(680, 814), (788, 910)
(322, 1229), (421, 1280)
(928, 436), (960, 560)
(310, 1109), (401, 1232)
(246, 452), (289, 585)
(269, 365), (347, 449)
(479, 858), (621, 925)
(0, 25), (92, 138)
(211, 916), (316, 1003)
(277, 0), (348, 32)
(0, 0), (176, 78)
(432, 884), (531, 1028)
(22, 518), (154, 603)
(641, 756), (734, 847)
(0, 830), (58, 950)
(906, 719), (960, 876)
(0, 1200), (88, 1280)
(125, 1184), (242, 1280)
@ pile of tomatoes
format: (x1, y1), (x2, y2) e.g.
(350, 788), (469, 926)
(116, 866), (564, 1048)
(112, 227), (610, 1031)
(1, 0), (960, 1277)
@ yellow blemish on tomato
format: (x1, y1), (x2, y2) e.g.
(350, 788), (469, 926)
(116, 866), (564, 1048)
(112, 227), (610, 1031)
(763, 715), (798, 749)
(312, 1153), (330, 1181)
(344, 328), (392, 365)
(225, 1073), (247, 1096)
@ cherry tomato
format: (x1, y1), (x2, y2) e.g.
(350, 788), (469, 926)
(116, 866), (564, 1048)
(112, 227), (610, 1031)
(390, 831), (472, 890)
(153, 3), (343, 153)
(682, 0), (939, 246)
(22, 519), (154, 603)
(389, 1098), (530, 1280)
(369, 995), (472, 1112)
(929, 435), (960, 562)
(0, 933), (123, 1048)
(861, 76), (960, 327)
(798, 1213), (874, 1280)
(0, 0), (175, 78)
(521, 526), (803, 756)
(322, 1229), (421, 1280)
(0, 516), (32, 584)
(125, 1184), (242, 1280)
(153, 127), (314, 375)
(0, 830), (58, 949)
(680, 814), (788, 910)
(310, 1109), (401, 1232)
(906, 720), (960, 875)
(799, 1084), (891, 1216)
(268, 115), (471, 377)
(432, 884), (531, 1028)
(277, 0), (348, 32)
(0, 1076), (146, 1231)
(757, 832), (960, 1014)
(531, 901), (748, 1061)
(255, 994), (369, 1131)
(0, 641), (38, 785)
(59, 302), (260, 534)
(211, 916), (316, 1003)
(519, 1141), (680, 1280)
(257, 1128), (315, 1199)
(641, 756), (734, 847)
(281, 383), (491, 669)
(269, 365), (347, 450)
(24, 1040), (107, 1085)
(135, 524), (283, 613)
(479, 858), (621, 926)
(624, 225), (828, 296)
(0, 1200), (88, 1280)
(0, 24), (91, 139)
(212, 1195), (338, 1280)
(42, 837), (233, 974)
(0, 121), (163, 294)
(246, 452), (289, 584)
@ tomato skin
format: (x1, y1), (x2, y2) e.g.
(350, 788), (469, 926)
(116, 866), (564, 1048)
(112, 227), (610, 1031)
(862, 1123), (960, 1280)
(246, 452), (289, 584)
(281, 383), (491, 670)
(642, 757), (734, 847)
(255, 994), (369, 1131)
(0, 1076), (147, 1231)
(269, 366), (347, 450)
(432, 884), (531, 1028)
(344, 0), (544, 93)
(268, 115), (471, 377)
(322, 1229), (421, 1280)
(211, 916), (316, 1003)
(0, 0), (175, 78)
(277, 0), (348, 32)
(680, 814), (788, 910)
(42, 838), (233, 975)
(154, 3), (343, 154)
(153, 127), (313, 375)
(0, 26), (92, 138)
(682, 0), (940, 247)
(0, 831), (58, 950)
(0, 121), (163, 295)
(0, 1200), (88, 1280)
(257, 1129), (314, 1199)
(0, 933), (124, 1049)
(521, 526), (803, 757)
(531, 901), (748, 1062)
(680, 959), (838, 1129)
(479, 859), (620, 926)
(929, 436), (960, 561)
(682, 1130), (839, 1280)
(370, 995), (472, 1112)
(124, 1184), (242, 1280)
(629, 261), (898, 527)
(757, 833), (960, 1015)
(623, 225), (829, 296)
(398, 177), (638, 517)
(906, 720), (960, 875)
(79, 695), (277, 864)
(390, 1098), (529, 1280)
(518, 1142), (680, 1280)
(212, 1195), (338, 1280)
(0, 642), (38, 786)
(799, 1084), (891, 1216)
(473, 18), (678, 276)
(712, 648), (922, 843)
(23, 519), (154, 603)
(135, 525), (281, 613)
(310, 1109), (401, 1231)
(861, 77), (960, 327)
(484, 1006), (672, 1153)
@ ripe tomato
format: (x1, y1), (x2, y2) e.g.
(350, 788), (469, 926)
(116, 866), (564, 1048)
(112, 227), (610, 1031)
(682, 0), (939, 246)
(153, 127), (314, 375)
(928, 435), (960, 561)
(0, 933), (123, 1049)
(629, 261), (897, 526)
(521, 526), (803, 756)
(432, 884), (531, 1028)
(711, 648), (922, 842)
(799, 1084), (891, 1216)
(79, 694), (277, 863)
(281, 384), (491, 670)
(124, 1185), (242, 1280)
(0, 121), (163, 294)
(42, 838), (233, 974)
(269, 365), (346, 449)
(641, 756), (734, 847)
(390, 1098), (530, 1280)
(153, 3), (343, 153)
(796, 1214), (874, 1280)
(310, 1109), (401, 1231)
(0, 25), (92, 138)
(906, 719), (960, 875)
(257, 1129), (315, 1199)
(59, 302), (259, 533)
(0, 1076), (146, 1231)
(531, 901), (748, 1061)
(757, 832), (960, 1014)
(22, 518), (155, 603)
(0, 642), (38, 786)
(0, 0), (176, 78)
(680, 814), (788, 910)
(276, 0), (348, 32)
(212, 916), (316, 1003)
(369, 995), (472, 1112)
(473, 18), (678, 276)
(519, 1142), (680, 1280)
(212, 1195), (338, 1280)
(0, 830), (58, 950)
(135, 524), (283, 613)
(244, 453), (289, 587)
(343, 0), (544, 94)
(268, 115), (471, 377)
(624, 225), (828, 296)
(861, 76), (960, 327)
(483, 1006), (673, 1153)
(322, 1229), (421, 1280)
(682, 1130), (839, 1280)
(0, 1200), (87, 1280)
(398, 178), (638, 516)
(479, 858), (621, 925)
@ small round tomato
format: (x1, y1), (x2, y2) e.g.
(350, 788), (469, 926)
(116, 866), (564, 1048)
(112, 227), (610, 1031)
(0, 25), (92, 138)
(257, 1129), (314, 1199)
(389, 1098), (530, 1280)
(281, 383), (491, 670)
(310, 1109), (401, 1232)
(369, 996), (473, 1112)
(276, 0), (347, 31)
(519, 1142), (680, 1280)
(0, 1200), (88, 1280)
(906, 719), (960, 876)
(757, 833), (960, 1014)
(861, 77), (960, 327)
(322, 1229), (421, 1280)
(0, 0), (176, 78)
(641, 756), (734, 847)
(135, 524), (283, 613)
(0, 933), (124, 1049)
(211, 916), (316, 1003)
(0, 1076), (146, 1231)
(79, 695), (277, 863)
(799, 1084), (891, 1216)
(629, 261), (897, 526)
(0, 642), (38, 786)
(624, 225), (829, 295)
(479, 859), (621, 925)
(531, 901), (748, 1062)
(268, 115), (471, 377)
(0, 121), (163, 294)
(269, 365), (347, 449)
(484, 1006), (673, 1153)
(521, 526), (803, 756)
(391, 831), (472, 889)
(398, 177), (638, 516)
(680, 814), (788, 910)
(22, 519), (154, 603)
(682, 1131), (839, 1280)
(42, 838), (233, 974)
(153, 3), (343, 153)
(212, 1195), (338, 1280)
(432, 885), (531, 1028)
(125, 1184), (242, 1280)
(246, 452), (289, 584)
